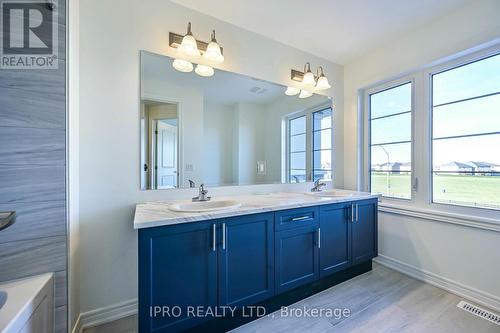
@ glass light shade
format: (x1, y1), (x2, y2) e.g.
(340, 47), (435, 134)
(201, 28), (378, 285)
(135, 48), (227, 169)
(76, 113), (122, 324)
(302, 71), (316, 87)
(195, 64), (214, 77)
(172, 59), (193, 72)
(178, 34), (200, 57)
(299, 90), (312, 98)
(203, 41), (224, 63)
(315, 75), (331, 90)
(285, 86), (300, 96)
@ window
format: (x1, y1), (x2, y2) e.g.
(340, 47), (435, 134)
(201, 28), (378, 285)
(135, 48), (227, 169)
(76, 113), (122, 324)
(289, 116), (307, 183)
(287, 107), (333, 183)
(312, 109), (332, 181)
(432, 53), (500, 210)
(369, 82), (412, 199)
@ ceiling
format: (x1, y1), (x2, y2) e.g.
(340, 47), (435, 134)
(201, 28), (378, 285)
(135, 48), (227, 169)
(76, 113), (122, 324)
(170, 0), (472, 64)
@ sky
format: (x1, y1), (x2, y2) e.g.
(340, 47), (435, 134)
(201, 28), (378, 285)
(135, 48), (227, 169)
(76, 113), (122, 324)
(370, 54), (500, 167)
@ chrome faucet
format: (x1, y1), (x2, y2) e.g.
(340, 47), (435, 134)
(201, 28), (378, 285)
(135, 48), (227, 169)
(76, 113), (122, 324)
(192, 184), (211, 202)
(311, 179), (327, 192)
(188, 179), (196, 188)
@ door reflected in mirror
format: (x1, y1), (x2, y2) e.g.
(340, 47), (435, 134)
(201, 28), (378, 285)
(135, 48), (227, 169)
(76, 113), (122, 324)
(140, 51), (332, 190)
(141, 101), (178, 189)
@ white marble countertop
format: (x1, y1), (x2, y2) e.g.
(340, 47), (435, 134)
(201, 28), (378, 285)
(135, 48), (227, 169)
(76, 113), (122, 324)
(134, 190), (379, 229)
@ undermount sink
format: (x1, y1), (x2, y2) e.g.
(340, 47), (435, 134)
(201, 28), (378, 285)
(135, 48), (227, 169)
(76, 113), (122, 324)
(307, 191), (355, 198)
(168, 200), (242, 213)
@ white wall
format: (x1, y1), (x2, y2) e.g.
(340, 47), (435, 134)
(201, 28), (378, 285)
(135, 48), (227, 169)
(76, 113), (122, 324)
(203, 102), (235, 185)
(142, 73), (205, 187)
(78, 0), (342, 315)
(343, 0), (500, 309)
(234, 102), (267, 184)
(68, 0), (80, 329)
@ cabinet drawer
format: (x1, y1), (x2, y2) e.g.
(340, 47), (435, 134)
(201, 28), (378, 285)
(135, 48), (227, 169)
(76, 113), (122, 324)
(274, 207), (319, 231)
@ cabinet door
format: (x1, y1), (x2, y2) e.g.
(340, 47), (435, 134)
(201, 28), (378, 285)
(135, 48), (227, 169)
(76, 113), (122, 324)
(352, 201), (378, 264)
(219, 213), (274, 307)
(319, 204), (351, 277)
(275, 225), (319, 293)
(138, 221), (217, 333)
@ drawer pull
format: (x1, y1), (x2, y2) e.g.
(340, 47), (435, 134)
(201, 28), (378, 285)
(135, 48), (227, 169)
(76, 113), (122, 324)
(291, 216), (310, 222)
(318, 228), (321, 249)
(222, 223), (226, 250)
(212, 224), (216, 252)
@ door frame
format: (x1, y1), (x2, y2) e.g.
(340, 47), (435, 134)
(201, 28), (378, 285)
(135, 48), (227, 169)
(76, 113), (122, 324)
(140, 93), (183, 189)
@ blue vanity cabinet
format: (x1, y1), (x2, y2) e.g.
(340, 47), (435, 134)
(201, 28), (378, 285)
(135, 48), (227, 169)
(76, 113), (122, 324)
(275, 225), (320, 293)
(218, 213), (275, 307)
(352, 200), (378, 265)
(274, 207), (320, 293)
(138, 199), (377, 332)
(319, 203), (352, 277)
(138, 221), (218, 333)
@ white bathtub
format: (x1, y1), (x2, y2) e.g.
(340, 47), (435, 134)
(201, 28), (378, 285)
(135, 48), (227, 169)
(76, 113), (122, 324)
(0, 273), (54, 333)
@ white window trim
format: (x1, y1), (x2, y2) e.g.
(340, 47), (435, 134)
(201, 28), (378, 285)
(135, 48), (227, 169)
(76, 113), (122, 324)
(363, 76), (416, 203)
(285, 102), (333, 183)
(359, 41), (500, 225)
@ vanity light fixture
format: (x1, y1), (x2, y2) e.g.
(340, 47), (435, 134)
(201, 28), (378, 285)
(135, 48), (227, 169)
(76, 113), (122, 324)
(290, 63), (332, 92)
(315, 66), (331, 90)
(301, 62), (316, 87)
(299, 90), (313, 98)
(172, 58), (193, 72)
(195, 64), (214, 77)
(178, 22), (200, 58)
(169, 23), (225, 76)
(285, 86), (300, 96)
(203, 30), (224, 64)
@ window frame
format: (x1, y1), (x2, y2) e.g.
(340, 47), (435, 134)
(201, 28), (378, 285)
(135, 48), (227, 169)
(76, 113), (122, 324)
(285, 102), (333, 183)
(312, 108), (333, 182)
(287, 114), (308, 183)
(426, 49), (500, 212)
(360, 41), (500, 220)
(364, 76), (416, 203)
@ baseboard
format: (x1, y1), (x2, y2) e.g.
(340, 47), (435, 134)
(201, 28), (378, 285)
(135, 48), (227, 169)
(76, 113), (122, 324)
(374, 255), (500, 312)
(71, 314), (82, 333)
(78, 298), (138, 331)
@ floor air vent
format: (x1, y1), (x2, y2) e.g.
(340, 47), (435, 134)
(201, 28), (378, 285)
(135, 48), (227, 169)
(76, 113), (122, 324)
(457, 301), (500, 325)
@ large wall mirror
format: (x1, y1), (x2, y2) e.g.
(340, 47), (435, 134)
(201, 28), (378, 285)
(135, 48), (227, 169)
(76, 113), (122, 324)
(140, 51), (332, 190)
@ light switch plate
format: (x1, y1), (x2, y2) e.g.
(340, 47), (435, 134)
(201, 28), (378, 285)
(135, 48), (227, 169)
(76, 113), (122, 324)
(257, 161), (266, 175)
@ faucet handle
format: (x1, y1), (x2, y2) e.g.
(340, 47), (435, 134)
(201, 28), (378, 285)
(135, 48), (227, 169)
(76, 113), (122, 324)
(199, 184), (209, 196)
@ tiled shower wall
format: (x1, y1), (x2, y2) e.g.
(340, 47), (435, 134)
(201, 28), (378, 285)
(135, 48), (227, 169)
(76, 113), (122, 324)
(0, 0), (67, 332)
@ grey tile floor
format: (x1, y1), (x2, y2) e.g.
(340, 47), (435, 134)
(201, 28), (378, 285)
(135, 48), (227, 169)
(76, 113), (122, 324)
(83, 263), (500, 333)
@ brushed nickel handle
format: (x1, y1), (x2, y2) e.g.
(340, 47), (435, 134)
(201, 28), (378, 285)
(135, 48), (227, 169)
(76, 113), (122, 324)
(212, 224), (216, 252)
(291, 216), (309, 222)
(318, 228), (321, 249)
(222, 223), (226, 250)
(351, 204), (354, 222)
